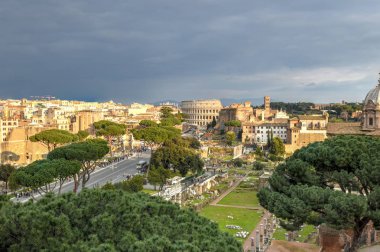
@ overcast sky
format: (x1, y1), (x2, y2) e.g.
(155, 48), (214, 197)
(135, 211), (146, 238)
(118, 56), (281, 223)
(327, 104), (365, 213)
(1, 0), (380, 104)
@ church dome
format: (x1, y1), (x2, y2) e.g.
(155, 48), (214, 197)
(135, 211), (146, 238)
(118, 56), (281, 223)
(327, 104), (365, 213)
(364, 80), (380, 107)
(362, 74), (380, 131)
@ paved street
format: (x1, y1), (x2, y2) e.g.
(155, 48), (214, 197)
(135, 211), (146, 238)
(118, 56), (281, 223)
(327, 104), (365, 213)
(62, 152), (150, 193)
(13, 151), (151, 202)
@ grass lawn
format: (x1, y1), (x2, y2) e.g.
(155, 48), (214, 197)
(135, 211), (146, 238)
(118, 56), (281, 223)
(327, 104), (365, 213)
(272, 226), (287, 241)
(272, 225), (317, 243)
(245, 175), (259, 181)
(200, 205), (262, 242)
(213, 181), (229, 192)
(141, 189), (158, 195)
(188, 193), (212, 205)
(218, 190), (260, 208)
(298, 225), (317, 242)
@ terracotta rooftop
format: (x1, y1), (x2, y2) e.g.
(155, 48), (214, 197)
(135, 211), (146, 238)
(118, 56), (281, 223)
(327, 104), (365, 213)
(298, 115), (326, 120)
(327, 122), (380, 136)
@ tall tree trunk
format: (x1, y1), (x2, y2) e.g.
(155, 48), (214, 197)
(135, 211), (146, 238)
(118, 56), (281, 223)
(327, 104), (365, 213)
(82, 170), (92, 189)
(348, 219), (370, 252)
(73, 173), (79, 193)
(108, 137), (113, 157)
(58, 179), (64, 195)
(349, 229), (363, 252)
(82, 173), (87, 189)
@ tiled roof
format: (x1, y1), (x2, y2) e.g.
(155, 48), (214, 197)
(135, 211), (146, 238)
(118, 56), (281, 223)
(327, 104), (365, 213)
(298, 115), (326, 120)
(242, 122), (288, 127)
(326, 122), (377, 135)
(272, 118), (289, 123)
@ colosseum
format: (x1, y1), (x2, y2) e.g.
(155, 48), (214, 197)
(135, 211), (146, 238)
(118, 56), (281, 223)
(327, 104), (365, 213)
(180, 99), (223, 128)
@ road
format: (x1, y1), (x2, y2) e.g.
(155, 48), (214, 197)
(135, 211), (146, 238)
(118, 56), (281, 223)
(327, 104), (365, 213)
(13, 152), (150, 203)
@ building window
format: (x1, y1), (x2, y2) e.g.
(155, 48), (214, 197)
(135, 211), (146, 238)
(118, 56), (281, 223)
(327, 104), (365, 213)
(369, 118), (374, 126)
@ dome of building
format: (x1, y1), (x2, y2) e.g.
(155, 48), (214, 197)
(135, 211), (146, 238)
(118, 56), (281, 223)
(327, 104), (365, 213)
(364, 83), (380, 107)
(362, 74), (380, 131)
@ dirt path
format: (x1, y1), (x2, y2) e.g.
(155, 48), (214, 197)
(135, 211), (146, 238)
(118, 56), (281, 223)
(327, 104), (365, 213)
(266, 240), (320, 252)
(360, 245), (380, 252)
(210, 175), (247, 205)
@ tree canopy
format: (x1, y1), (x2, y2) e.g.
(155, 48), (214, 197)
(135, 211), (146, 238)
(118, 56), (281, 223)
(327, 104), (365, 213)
(148, 166), (171, 190)
(9, 159), (81, 195)
(151, 142), (204, 176)
(160, 106), (175, 118)
(93, 120), (126, 156)
(232, 158), (244, 167)
(185, 137), (201, 149)
(30, 129), (78, 151)
(93, 120), (126, 137)
(326, 103), (362, 117)
(169, 137), (201, 150)
(159, 107), (183, 126)
(269, 102), (317, 115)
(252, 161), (265, 171)
(254, 147), (264, 158)
(225, 131), (236, 146)
(133, 114), (201, 177)
(115, 175), (145, 192)
(211, 116), (217, 128)
(160, 117), (181, 127)
(0, 164), (15, 190)
(0, 189), (241, 251)
(132, 126), (181, 150)
(269, 137), (285, 156)
(139, 120), (158, 128)
(258, 135), (380, 252)
(224, 120), (242, 127)
(76, 130), (89, 141)
(47, 139), (109, 192)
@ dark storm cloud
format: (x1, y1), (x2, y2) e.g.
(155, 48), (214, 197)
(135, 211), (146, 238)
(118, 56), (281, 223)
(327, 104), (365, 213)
(1, 0), (380, 103)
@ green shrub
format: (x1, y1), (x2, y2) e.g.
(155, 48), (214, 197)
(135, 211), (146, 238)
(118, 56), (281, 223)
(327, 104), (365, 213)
(252, 161), (265, 171)
(233, 158), (244, 167)
(0, 190), (242, 251)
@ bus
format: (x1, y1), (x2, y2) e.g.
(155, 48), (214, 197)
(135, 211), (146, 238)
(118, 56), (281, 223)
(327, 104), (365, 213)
(136, 160), (148, 173)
